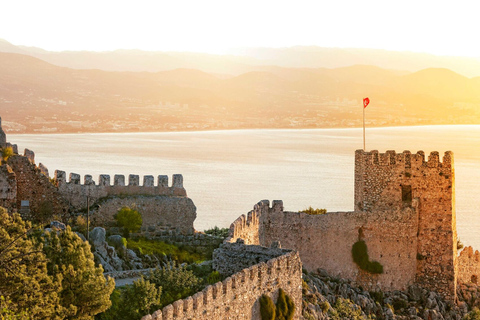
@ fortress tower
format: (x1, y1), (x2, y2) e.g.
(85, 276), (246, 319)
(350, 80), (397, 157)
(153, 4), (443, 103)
(0, 117), (6, 148)
(355, 150), (457, 299)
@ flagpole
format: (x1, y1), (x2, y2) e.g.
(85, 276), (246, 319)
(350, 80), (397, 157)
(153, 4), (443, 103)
(363, 103), (365, 151)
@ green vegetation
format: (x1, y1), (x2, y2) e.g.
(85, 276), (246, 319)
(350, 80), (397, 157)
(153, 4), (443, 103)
(260, 295), (276, 320)
(114, 207), (142, 238)
(329, 298), (365, 320)
(127, 237), (206, 264)
(299, 206), (327, 215)
(276, 289), (295, 320)
(1, 147), (13, 162)
(320, 301), (330, 313)
(369, 291), (384, 304)
(259, 289), (295, 320)
(41, 226), (115, 319)
(0, 208), (114, 319)
(97, 278), (161, 320)
(458, 238), (464, 250)
(146, 262), (201, 307)
(352, 240), (383, 274)
(464, 308), (480, 320)
(204, 226), (230, 238)
(0, 209), (59, 319)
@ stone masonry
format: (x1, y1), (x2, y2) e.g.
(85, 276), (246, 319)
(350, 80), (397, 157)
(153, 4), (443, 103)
(142, 247), (303, 320)
(228, 150), (458, 301)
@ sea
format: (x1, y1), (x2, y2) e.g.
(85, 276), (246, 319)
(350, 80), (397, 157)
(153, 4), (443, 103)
(10, 125), (480, 250)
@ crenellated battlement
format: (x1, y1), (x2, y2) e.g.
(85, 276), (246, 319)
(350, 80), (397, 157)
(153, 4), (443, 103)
(53, 170), (187, 211)
(226, 200), (284, 245)
(355, 149), (453, 170)
(54, 171), (184, 189)
(142, 250), (302, 320)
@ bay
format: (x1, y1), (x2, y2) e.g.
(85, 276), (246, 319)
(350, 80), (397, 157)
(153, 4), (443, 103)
(10, 125), (480, 250)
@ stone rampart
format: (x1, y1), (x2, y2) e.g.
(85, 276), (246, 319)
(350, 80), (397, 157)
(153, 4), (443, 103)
(93, 195), (196, 235)
(458, 247), (480, 285)
(212, 241), (290, 276)
(7, 153), (68, 219)
(54, 171), (186, 210)
(0, 164), (17, 211)
(142, 250), (302, 320)
(230, 200), (419, 293)
(355, 150), (457, 299)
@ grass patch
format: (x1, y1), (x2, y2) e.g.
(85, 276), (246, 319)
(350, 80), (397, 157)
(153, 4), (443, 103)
(127, 237), (206, 264)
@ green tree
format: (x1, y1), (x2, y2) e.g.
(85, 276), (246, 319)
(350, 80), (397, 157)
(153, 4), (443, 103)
(276, 289), (295, 320)
(114, 207), (142, 238)
(260, 294), (276, 320)
(147, 261), (200, 307)
(0, 208), (59, 319)
(119, 278), (161, 319)
(42, 227), (115, 319)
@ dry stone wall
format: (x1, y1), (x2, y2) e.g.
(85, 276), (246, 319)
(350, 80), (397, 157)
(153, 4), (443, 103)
(142, 250), (303, 320)
(355, 150), (457, 299)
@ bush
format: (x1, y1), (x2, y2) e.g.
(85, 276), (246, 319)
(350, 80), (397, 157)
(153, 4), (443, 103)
(329, 298), (364, 320)
(464, 308), (480, 320)
(207, 271), (221, 284)
(299, 206), (327, 215)
(320, 301), (330, 313)
(392, 298), (408, 312)
(352, 240), (383, 274)
(114, 207), (142, 238)
(146, 262), (201, 307)
(1, 147), (13, 162)
(369, 291), (384, 304)
(204, 226), (230, 238)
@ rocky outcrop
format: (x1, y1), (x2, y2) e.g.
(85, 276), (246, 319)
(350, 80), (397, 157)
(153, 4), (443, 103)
(89, 227), (145, 272)
(302, 271), (465, 320)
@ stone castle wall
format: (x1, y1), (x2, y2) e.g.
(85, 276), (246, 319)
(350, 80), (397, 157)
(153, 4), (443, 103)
(7, 152), (69, 219)
(458, 247), (480, 285)
(355, 150), (457, 299)
(93, 195), (196, 235)
(231, 200), (419, 293)
(142, 250), (302, 320)
(54, 170), (186, 210)
(0, 164), (16, 211)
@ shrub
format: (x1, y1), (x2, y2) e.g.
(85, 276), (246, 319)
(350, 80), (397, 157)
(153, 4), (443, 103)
(146, 261), (201, 307)
(207, 271), (221, 284)
(299, 206), (327, 215)
(114, 207), (142, 238)
(320, 301), (330, 313)
(464, 308), (480, 320)
(392, 298), (408, 312)
(369, 291), (384, 304)
(329, 298), (364, 320)
(352, 240), (383, 274)
(1, 147), (13, 162)
(204, 226), (230, 238)
(260, 294), (276, 320)
(458, 238), (464, 250)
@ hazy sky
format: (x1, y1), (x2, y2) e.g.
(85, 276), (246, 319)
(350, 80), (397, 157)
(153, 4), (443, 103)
(1, 0), (478, 56)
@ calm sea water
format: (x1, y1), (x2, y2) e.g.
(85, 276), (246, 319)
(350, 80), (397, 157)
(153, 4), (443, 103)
(10, 125), (480, 250)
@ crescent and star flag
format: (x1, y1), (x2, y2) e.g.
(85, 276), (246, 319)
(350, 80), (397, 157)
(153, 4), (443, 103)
(363, 97), (370, 108)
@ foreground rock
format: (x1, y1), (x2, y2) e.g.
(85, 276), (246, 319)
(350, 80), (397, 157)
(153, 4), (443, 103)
(302, 270), (470, 320)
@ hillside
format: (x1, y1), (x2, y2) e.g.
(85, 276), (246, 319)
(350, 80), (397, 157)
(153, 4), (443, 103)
(2, 51), (480, 133)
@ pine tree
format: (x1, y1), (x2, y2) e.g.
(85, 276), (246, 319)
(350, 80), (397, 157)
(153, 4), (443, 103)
(0, 208), (60, 319)
(42, 226), (115, 319)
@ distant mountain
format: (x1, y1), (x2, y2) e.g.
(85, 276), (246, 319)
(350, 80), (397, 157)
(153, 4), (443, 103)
(2, 50), (480, 133)
(3, 39), (480, 77)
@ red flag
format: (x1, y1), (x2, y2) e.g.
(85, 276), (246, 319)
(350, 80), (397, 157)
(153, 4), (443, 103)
(363, 97), (370, 108)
